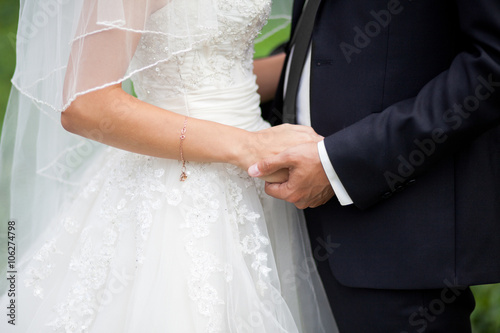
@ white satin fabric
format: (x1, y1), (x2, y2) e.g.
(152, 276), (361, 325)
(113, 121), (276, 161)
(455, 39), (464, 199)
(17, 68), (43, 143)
(151, 77), (267, 131)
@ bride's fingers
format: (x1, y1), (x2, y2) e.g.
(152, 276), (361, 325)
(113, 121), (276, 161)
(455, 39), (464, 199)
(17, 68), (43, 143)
(280, 124), (324, 142)
(271, 124), (323, 142)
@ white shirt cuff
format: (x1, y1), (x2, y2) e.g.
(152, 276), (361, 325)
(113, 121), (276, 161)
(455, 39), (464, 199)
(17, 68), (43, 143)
(317, 141), (354, 206)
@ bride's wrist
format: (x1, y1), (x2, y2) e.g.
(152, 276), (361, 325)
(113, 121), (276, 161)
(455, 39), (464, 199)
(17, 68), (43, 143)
(231, 131), (260, 170)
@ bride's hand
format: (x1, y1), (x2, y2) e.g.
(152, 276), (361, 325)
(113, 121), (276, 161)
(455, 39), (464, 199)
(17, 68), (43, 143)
(238, 124), (323, 180)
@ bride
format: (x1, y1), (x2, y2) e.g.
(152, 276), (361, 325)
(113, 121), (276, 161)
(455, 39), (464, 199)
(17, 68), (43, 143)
(1, 0), (338, 332)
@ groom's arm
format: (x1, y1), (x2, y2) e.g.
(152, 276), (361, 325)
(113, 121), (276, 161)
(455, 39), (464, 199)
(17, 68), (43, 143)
(323, 0), (500, 209)
(250, 0), (500, 209)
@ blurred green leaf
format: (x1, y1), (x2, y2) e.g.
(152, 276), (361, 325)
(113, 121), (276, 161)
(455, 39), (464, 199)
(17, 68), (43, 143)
(0, 1), (19, 131)
(472, 284), (500, 333)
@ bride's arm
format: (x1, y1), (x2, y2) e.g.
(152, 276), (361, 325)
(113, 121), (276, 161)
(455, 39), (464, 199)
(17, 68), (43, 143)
(61, 84), (320, 173)
(254, 53), (286, 103)
(62, 4), (309, 177)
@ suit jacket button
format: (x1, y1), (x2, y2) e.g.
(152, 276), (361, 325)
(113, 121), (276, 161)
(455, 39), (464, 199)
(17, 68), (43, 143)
(382, 192), (392, 199)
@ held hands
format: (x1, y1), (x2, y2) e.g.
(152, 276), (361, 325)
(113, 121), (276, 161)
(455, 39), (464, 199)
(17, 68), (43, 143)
(247, 141), (335, 209)
(238, 124), (323, 183)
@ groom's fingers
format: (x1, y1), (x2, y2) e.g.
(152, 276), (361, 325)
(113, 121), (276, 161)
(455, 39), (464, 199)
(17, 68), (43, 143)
(248, 142), (334, 208)
(285, 124), (323, 142)
(262, 142), (335, 209)
(264, 181), (291, 201)
(260, 168), (289, 183)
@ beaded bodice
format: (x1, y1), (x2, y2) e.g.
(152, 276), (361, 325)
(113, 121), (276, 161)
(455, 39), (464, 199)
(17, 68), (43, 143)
(131, 0), (271, 103)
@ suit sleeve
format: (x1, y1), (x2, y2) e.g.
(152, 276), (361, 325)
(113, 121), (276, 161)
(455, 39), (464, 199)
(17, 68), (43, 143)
(324, 0), (500, 209)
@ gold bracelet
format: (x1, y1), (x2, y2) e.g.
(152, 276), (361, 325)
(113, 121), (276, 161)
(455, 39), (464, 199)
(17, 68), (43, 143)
(179, 117), (188, 181)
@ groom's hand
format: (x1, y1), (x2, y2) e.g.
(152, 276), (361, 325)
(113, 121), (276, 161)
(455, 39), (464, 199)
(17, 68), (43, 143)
(248, 142), (335, 209)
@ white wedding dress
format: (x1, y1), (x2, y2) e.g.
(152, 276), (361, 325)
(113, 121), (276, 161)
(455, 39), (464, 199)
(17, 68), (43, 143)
(2, 1), (337, 332)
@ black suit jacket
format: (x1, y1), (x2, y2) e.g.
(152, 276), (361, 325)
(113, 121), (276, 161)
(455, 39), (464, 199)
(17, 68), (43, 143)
(271, 0), (500, 289)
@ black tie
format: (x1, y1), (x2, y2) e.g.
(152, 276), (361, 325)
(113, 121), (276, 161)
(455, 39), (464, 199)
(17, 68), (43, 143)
(282, 0), (323, 124)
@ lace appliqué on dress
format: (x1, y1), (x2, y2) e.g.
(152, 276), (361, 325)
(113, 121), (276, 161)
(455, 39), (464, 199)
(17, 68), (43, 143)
(131, 0), (272, 102)
(225, 166), (272, 295)
(178, 164), (227, 332)
(172, 163), (272, 332)
(24, 150), (168, 332)
(24, 239), (61, 299)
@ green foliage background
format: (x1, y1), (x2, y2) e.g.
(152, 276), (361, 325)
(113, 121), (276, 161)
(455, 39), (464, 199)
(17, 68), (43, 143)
(0, 0), (17, 126)
(0, 1), (499, 331)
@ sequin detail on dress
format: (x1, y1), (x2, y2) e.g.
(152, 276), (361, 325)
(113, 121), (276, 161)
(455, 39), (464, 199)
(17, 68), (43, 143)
(131, 0), (272, 101)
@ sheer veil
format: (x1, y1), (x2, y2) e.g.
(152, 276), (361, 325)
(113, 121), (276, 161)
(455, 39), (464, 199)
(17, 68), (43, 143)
(1, 0), (292, 291)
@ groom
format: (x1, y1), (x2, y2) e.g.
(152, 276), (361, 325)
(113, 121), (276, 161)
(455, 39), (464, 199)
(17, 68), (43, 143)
(250, 0), (500, 332)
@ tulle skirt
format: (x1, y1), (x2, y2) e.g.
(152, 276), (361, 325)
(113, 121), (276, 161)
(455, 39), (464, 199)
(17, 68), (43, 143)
(1, 78), (337, 332)
(2, 148), (337, 333)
